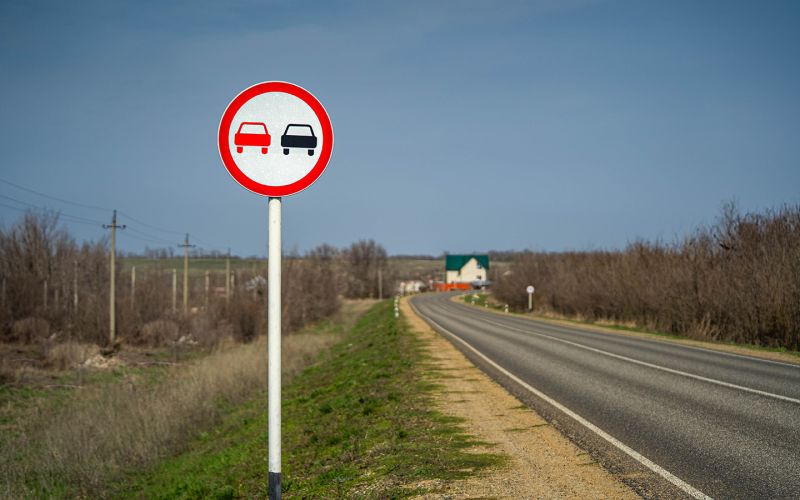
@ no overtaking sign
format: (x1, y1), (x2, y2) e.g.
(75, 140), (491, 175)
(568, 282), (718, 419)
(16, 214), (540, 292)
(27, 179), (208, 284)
(218, 81), (334, 197)
(218, 81), (333, 500)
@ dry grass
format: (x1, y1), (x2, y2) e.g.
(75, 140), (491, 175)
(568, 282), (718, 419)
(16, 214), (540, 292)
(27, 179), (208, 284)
(44, 342), (98, 370)
(0, 329), (341, 498)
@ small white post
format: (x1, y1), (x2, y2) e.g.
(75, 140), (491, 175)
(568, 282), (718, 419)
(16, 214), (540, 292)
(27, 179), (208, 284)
(172, 269), (177, 313)
(268, 197), (282, 499)
(504, 304), (509, 313)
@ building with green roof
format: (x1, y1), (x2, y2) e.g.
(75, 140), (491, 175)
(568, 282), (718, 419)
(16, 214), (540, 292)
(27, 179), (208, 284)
(445, 254), (489, 284)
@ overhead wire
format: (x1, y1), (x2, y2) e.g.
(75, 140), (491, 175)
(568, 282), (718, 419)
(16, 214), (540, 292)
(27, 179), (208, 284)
(0, 176), (111, 212)
(117, 210), (185, 236)
(0, 201), (102, 227)
(0, 193), (106, 225)
(0, 177), (231, 253)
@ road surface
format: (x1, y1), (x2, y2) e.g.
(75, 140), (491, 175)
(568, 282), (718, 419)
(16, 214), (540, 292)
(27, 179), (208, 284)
(409, 292), (800, 499)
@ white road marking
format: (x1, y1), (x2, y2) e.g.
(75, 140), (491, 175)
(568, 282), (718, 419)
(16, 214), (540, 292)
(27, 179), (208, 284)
(409, 300), (712, 500)
(468, 313), (800, 405)
(456, 300), (800, 370)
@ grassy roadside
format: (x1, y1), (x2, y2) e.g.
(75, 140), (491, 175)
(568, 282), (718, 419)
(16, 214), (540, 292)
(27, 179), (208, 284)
(462, 293), (800, 360)
(118, 301), (503, 498)
(0, 310), (352, 499)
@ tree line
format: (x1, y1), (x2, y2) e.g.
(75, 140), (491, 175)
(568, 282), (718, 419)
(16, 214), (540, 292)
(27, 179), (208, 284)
(0, 211), (390, 348)
(494, 203), (800, 350)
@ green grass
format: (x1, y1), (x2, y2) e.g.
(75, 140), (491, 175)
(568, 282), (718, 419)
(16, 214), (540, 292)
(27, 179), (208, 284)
(462, 293), (502, 310)
(121, 257), (264, 276)
(117, 301), (504, 498)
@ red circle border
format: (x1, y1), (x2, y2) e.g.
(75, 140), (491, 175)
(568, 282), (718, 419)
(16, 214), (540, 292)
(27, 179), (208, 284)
(217, 81), (333, 197)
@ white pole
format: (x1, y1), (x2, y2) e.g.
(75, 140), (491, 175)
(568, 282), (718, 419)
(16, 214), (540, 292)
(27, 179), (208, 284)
(268, 197), (282, 499)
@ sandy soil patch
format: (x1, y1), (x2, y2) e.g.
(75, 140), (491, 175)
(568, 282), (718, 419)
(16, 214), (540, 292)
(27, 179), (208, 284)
(401, 298), (636, 499)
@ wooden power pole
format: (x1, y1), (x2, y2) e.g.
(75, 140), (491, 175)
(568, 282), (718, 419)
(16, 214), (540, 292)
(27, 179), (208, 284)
(225, 248), (231, 308)
(179, 234), (195, 314)
(103, 210), (125, 343)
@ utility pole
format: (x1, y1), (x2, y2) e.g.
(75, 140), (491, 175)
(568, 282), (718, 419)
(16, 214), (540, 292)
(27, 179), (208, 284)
(131, 266), (136, 310)
(73, 260), (78, 313)
(204, 270), (210, 310)
(378, 269), (383, 300)
(225, 248), (231, 309)
(178, 234), (195, 314)
(103, 210), (125, 344)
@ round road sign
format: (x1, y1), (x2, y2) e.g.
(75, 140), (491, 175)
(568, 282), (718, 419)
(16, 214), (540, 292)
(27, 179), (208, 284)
(526, 285), (535, 294)
(218, 81), (333, 197)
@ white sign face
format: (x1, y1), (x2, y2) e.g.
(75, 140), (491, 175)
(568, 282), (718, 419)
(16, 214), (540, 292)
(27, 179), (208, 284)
(526, 285), (535, 294)
(218, 81), (333, 197)
(227, 92), (323, 186)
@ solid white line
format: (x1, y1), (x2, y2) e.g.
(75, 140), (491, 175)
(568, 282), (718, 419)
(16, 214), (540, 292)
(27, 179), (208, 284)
(409, 301), (712, 500)
(471, 314), (800, 405)
(454, 300), (800, 369)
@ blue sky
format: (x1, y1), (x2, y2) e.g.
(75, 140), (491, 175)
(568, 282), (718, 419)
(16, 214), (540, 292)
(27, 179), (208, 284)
(1, 0), (798, 256)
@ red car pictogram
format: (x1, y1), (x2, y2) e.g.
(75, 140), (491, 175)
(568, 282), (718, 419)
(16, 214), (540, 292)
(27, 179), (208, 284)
(235, 122), (271, 154)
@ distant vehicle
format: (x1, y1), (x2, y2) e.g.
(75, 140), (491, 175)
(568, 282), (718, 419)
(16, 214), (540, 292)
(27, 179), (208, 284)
(235, 122), (270, 154)
(281, 124), (317, 156)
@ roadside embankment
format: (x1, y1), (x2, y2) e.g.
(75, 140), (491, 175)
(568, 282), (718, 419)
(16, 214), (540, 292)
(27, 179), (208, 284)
(115, 300), (504, 498)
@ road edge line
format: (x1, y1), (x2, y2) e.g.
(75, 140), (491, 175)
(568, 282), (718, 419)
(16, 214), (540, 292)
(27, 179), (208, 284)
(471, 315), (800, 405)
(409, 299), (712, 500)
(453, 294), (800, 368)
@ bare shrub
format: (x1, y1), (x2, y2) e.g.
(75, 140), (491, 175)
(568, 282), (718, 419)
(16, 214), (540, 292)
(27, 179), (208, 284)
(494, 203), (800, 350)
(342, 239), (389, 299)
(10, 317), (50, 344)
(138, 320), (180, 347)
(45, 342), (98, 370)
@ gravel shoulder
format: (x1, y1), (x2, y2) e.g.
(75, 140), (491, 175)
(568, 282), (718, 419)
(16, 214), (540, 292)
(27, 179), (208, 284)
(401, 297), (637, 499)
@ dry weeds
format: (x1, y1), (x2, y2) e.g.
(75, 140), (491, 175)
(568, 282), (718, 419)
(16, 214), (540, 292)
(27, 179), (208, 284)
(0, 329), (341, 498)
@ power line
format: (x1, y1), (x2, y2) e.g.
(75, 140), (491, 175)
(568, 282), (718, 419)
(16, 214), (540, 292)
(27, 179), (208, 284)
(125, 226), (177, 246)
(117, 210), (184, 236)
(0, 177), (234, 255)
(0, 193), (106, 225)
(0, 176), (110, 212)
(0, 201), (101, 227)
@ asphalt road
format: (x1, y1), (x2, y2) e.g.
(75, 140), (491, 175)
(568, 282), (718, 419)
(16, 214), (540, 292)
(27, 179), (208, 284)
(409, 293), (800, 499)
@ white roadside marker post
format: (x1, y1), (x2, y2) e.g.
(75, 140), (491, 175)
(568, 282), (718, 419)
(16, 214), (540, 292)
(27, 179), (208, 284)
(218, 82), (333, 500)
(526, 285), (535, 312)
(267, 197), (282, 497)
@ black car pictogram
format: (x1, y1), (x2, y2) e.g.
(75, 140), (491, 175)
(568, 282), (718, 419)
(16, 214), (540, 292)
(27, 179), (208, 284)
(281, 124), (317, 156)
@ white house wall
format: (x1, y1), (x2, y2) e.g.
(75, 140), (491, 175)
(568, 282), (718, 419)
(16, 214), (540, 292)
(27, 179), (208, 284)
(446, 257), (487, 283)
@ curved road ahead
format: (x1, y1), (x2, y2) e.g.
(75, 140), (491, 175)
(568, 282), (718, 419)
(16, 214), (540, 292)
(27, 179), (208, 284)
(409, 293), (800, 499)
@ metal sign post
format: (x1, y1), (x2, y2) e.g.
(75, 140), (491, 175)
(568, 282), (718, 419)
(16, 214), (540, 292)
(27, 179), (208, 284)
(526, 285), (535, 311)
(218, 81), (333, 500)
(267, 197), (282, 498)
